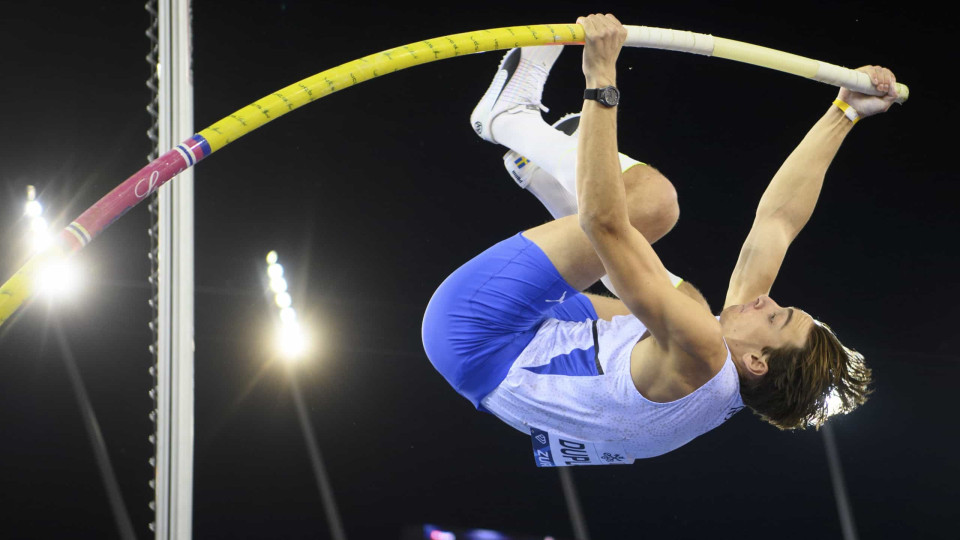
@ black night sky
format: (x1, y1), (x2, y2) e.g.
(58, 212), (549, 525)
(1, 1), (957, 539)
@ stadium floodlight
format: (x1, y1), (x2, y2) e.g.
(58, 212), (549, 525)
(29, 228), (53, 253)
(38, 258), (83, 300)
(25, 199), (43, 218)
(265, 251), (309, 361)
(24, 185), (41, 216)
(277, 323), (307, 358)
(274, 291), (292, 309)
(269, 276), (288, 294)
(29, 216), (47, 232)
(22, 185), (82, 299)
(23, 186), (53, 254)
(280, 307), (297, 325)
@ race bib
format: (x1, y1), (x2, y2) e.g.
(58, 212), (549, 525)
(530, 427), (633, 467)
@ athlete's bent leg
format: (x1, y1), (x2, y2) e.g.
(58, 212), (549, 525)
(523, 164), (679, 292)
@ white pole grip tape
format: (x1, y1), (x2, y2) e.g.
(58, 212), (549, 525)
(624, 25), (909, 104)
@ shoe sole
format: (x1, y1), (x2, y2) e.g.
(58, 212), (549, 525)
(552, 113), (580, 136)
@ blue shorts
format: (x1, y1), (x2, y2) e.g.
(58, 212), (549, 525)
(422, 233), (598, 409)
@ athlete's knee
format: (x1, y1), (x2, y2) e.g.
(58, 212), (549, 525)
(623, 164), (679, 241)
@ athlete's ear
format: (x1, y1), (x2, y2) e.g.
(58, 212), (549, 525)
(741, 352), (768, 377)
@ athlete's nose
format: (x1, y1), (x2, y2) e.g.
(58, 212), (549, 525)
(755, 295), (775, 309)
(759, 295), (782, 310)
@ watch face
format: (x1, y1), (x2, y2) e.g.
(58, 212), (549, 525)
(602, 86), (620, 106)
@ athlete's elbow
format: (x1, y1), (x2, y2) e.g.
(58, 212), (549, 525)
(578, 205), (627, 238)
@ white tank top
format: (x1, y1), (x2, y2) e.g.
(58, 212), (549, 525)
(480, 314), (744, 466)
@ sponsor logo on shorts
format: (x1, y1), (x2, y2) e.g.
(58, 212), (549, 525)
(546, 291), (567, 304)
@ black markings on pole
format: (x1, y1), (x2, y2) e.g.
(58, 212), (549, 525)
(470, 36), (480, 51)
(350, 73), (357, 84)
(528, 26), (540, 40)
(253, 104), (271, 118)
(403, 45), (418, 59)
(445, 37), (459, 55)
(298, 83), (316, 102)
(423, 40), (440, 59)
(229, 114), (247, 126)
(274, 92), (293, 110)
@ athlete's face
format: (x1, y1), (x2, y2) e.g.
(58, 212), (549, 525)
(719, 295), (814, 354)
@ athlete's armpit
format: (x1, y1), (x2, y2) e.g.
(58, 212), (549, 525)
(677, 281), (712, 313)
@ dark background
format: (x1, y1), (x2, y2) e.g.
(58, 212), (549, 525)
(1, 1), (956, 538)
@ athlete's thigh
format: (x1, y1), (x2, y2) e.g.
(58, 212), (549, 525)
(523, 215), (606, 291)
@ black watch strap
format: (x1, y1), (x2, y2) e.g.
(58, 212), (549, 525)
(583, 86), (620, 107)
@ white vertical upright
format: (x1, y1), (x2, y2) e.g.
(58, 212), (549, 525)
(154, 0), (194, 538)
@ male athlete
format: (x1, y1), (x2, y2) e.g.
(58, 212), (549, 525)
(422, 14), (895, 466)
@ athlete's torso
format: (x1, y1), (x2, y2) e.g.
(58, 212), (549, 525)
(480, 313), (744, 463)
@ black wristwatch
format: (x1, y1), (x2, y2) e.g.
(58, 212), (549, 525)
(584, 86), (620, 107)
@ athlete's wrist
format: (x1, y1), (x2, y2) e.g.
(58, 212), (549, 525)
(826, 104), (855, 134)
(832, 98), (860, 125)
(584, 70), (616, 88)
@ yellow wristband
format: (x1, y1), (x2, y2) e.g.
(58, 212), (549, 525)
(832, 98), (860, 125)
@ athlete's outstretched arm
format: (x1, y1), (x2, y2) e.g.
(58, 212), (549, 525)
(724, 66), (899, 308)
(576, 14), (724, 365)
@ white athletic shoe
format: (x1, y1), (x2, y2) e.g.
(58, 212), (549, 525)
(502, 113), (581, 189)
(470, 46), (564, 144)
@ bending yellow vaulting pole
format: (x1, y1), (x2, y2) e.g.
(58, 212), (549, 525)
(0, 24), (909, 329)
